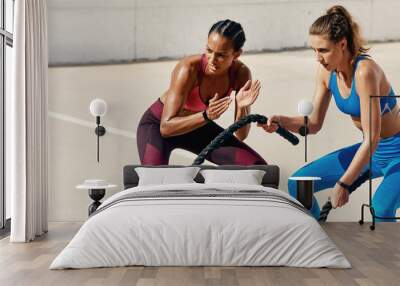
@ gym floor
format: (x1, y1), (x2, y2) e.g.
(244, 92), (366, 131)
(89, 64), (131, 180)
(0, 222), (399, 286)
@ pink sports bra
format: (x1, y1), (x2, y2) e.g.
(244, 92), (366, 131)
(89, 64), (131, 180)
(183, 54), (237, 112)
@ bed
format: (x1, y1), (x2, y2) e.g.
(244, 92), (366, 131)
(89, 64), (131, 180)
(50, 165), (350, 269)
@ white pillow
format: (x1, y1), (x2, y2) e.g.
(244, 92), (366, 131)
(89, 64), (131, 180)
(200, 169), (266, 185)
(135, 167), (200, 186)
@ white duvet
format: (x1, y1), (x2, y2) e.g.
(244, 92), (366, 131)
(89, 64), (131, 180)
(50, 183), (351, 269)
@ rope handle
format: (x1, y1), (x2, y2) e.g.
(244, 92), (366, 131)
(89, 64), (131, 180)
(192, 114), (299, 165)
(318, 170), (370, 222)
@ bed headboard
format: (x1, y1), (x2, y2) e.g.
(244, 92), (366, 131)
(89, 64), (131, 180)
(123, 165), (280, 189)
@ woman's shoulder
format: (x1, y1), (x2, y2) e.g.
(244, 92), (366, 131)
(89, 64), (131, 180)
(355, 56), (381, 83)
(176, 54), (203, 73)
(356, 56), (380, 74)
(170, 55), (203, 84)
(233, 60), (251, 86)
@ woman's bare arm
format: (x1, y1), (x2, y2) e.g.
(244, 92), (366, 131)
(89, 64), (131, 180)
(260, 64), (331, 134)
(338, 61), (381, 185)
(160, 60), (208, 137)
(160, 58), (232, 137)
(234, 64), (252, 141)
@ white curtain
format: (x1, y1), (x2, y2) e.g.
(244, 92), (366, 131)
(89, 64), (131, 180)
(8, 0), (48, 242)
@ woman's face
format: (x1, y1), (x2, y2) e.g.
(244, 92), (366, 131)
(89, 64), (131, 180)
(205, 32), (241, 75)
(309, 34), (346, 71)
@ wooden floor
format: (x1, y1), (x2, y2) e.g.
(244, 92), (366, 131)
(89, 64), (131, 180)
(0, 222), (399, 286)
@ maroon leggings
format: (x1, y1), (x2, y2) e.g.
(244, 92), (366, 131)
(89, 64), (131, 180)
(137, 99), (267, 165)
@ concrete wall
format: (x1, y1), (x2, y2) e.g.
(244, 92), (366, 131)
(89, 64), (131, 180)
(47, 1), (400, 222)
(48, 42), (400, 222)
(47, 0), (400, 65)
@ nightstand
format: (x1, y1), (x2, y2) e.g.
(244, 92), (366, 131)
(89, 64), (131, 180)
(76, 180), (117, 216)
(288, 176), (321, 210)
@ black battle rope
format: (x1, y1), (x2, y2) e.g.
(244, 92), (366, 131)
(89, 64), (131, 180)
(318, 170), (370, 222)
(192, 114), (299, 165)
(190, 113), (370, 222)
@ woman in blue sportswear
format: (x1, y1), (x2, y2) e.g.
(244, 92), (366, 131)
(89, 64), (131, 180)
(259, 5), (400, 221)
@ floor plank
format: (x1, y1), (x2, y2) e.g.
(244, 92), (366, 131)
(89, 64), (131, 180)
(0, 222), (399, 286)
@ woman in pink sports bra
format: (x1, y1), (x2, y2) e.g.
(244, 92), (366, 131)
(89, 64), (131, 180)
(137, 19), (266, 165)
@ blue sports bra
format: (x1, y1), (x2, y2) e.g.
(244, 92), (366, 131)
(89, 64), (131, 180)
(329, 55), (397, 118)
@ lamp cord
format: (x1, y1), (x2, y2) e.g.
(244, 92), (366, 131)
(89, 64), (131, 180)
(97, 124), (100, 162)
(304, 116), (308, 162)
(96, 116), (100, 162)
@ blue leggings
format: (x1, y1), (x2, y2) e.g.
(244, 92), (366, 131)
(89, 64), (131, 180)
(288, 133), (400, 222)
